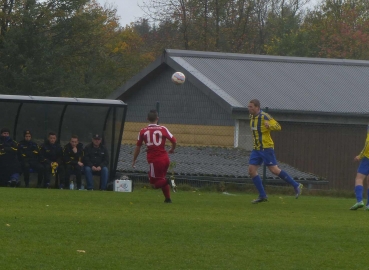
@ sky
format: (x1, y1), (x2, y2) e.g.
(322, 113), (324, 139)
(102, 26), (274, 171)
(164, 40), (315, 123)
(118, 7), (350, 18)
(97, 0), (146, 27)
(98, 0), (322, 28)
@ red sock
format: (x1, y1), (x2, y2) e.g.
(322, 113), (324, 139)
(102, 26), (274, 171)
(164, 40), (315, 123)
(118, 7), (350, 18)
(162, 184), (170, 199)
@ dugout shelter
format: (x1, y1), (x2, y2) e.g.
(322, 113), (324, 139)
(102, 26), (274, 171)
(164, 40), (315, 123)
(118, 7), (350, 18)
(0, 95), (127, 182)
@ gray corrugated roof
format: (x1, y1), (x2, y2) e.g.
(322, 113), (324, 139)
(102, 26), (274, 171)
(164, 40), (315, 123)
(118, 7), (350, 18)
(172, 53), (369, 114)
(110, 49), (369, 114)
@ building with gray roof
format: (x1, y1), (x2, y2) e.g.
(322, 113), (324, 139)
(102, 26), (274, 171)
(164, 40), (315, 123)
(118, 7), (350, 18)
(111, 49), (369, 191)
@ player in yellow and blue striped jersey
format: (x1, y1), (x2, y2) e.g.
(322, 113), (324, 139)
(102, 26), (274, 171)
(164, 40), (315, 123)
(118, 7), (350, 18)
(350, 124), (369, 210)
(247, 99), (303, 204)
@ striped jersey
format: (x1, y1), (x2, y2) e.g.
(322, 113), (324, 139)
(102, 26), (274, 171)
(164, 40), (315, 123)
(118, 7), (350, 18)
(359, 125), (369, 159)
(136, 124), (177, 163)
(250, 110), (281, 150)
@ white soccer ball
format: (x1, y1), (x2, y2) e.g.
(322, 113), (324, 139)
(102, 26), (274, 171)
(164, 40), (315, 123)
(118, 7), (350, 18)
(171, 72), (185, 85)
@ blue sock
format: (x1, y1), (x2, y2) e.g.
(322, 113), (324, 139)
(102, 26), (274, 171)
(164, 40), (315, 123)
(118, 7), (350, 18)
(367, 189), (369, 206)
(252, 175), (267, 198)
(278, 170), (298, 188)
(355, 185), (363, 202)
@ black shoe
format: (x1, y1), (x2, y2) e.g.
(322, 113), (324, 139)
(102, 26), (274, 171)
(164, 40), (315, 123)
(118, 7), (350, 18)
(251, 197), (268, 204)
(164, 198), (172, 203)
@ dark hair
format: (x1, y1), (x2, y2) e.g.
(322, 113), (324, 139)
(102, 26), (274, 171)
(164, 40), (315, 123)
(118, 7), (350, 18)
(71, 135), (78, 139)
(249, 99), (260, 108)
(147, 110), (158, 122)
(0, 127), (10, 134)
(48, 132), (57, 137)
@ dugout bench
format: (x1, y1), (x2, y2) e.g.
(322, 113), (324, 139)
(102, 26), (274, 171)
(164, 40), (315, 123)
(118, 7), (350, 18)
(0, 95), (127, 186)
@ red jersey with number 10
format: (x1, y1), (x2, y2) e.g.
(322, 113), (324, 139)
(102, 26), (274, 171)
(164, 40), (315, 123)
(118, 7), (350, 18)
(136, 124), (177, 163)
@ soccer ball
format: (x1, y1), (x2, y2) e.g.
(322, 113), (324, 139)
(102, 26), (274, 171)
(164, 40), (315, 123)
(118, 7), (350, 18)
(171, 72), (185, 85)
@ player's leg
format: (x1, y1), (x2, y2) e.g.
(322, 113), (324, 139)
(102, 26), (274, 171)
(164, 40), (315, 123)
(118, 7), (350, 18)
(265, 149), (302, 198)
(366, 175), (369, 211)
(352, 158), (369, 210)
(269, 164), (303, 198)
(350, 173), (366, 210)
(148, 163), (167, 188)
(148, 160), (171, 202)
(249, 150), (267, 203)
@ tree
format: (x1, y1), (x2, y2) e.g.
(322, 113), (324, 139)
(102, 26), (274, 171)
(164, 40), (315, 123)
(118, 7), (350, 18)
(0, 0), (139, 98)
(318, 0), (369, 59)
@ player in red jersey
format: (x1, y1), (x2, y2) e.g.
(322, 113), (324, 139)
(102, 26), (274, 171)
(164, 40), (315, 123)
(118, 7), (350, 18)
(132, 110), (177, 203)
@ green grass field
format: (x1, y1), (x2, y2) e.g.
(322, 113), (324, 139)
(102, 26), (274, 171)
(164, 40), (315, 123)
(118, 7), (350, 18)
(0, 187), (367, 270)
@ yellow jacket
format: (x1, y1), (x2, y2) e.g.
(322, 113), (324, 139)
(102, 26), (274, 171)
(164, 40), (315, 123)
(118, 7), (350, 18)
(359, 125), (369, 159)
(250, 110), (281, 150)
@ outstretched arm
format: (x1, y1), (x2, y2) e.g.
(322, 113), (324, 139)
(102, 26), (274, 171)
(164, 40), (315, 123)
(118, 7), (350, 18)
(168, 141), (176, 154)
(357, 135), (369, 160)
(132, 145), (142, 168)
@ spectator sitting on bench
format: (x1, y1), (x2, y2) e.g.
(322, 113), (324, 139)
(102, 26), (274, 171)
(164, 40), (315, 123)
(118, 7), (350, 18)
(0, 127), (21, 187)
(83, 133), (109, 191)
(63, 135), (84, 190)
(39, 132), (65, 188)
(18, 130), (44, 188)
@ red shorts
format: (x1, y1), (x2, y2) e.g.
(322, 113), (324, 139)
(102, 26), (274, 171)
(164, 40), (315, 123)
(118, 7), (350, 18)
(148, 156), (170, 184)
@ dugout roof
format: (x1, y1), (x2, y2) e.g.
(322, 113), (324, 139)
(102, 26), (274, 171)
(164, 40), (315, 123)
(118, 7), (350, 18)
(0, 95), (127, 180)
(109, 49), (369, 118)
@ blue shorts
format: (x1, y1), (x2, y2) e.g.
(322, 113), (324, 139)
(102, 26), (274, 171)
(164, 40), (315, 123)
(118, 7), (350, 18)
(358, 157), (369, 176)
(249, 148), (278, 166)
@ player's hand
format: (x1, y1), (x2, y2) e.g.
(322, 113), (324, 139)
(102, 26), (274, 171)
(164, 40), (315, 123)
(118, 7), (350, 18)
(96, 166), (101, 171)
(264, 121), (270, 128)
(92, 166), (97, 171)
(354, 156), (361, 162)
(168, 148), (174, 154)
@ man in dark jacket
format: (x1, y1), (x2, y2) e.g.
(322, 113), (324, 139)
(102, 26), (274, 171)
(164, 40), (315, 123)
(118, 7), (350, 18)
(18, 130), (44, 187)
(39, 132), (65, 188)
(83, 133), (109, 190)
(63, 135), (84, 189)
(0, 127), (21, 187)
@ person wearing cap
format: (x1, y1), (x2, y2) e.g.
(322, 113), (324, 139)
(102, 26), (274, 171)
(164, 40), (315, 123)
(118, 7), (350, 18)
(39, 132), (65, 188)
(0, 127), (21, 187)
(18, 130), (44, 187)
(63, 135), (84, 189)
(83, 133), (109, 190)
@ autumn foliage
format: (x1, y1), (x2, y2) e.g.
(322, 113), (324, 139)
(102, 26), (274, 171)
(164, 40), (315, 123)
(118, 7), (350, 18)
(0, 0), (368, 96)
